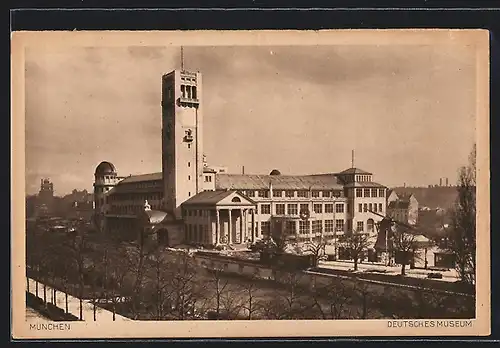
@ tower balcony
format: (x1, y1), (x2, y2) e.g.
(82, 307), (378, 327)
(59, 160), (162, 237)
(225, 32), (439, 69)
(178, 97), (200, 107)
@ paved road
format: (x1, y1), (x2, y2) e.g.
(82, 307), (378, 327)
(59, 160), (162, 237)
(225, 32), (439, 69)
(26, 278), (132, 322)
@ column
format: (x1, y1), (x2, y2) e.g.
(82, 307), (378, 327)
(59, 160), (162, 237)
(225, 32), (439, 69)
(243, 209), (248, 243)
(216, 209), (220, 245)
(251, 209), (255, 243)
(228, 209), (233, 245)
(239, 209), (244, 244)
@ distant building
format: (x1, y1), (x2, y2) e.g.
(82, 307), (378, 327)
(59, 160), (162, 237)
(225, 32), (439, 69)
(386, 190), (419, 225)
(34, 178), (55, 217)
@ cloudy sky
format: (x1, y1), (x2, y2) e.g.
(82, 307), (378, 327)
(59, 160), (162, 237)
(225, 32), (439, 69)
(25, 41), (477, 195)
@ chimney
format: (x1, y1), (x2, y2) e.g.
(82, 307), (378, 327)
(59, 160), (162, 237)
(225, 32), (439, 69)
(439, 178), (442, 186)
(403, 182), (406, 188)
(242, 166), (245, 175)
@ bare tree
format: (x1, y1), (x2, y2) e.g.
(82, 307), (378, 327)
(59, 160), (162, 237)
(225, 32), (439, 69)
(338, 231), (371, 271)
(391, 225), (417, 276)
(266, 271), (308, 319)
(303, 236), (327, 267)
(447, 144), (476, 284)
(310, 278), (352, 319)
(239, 274), (264, 320)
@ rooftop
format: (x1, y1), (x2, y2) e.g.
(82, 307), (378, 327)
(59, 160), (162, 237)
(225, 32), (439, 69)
(215, 174), (344, 190)
(337, 167), (373, 175)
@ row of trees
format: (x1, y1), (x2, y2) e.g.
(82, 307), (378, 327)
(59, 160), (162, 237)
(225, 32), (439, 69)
(26, 220), (474, 320)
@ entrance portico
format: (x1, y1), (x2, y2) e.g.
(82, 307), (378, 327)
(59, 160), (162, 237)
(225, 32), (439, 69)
(181, 190), (256, 247)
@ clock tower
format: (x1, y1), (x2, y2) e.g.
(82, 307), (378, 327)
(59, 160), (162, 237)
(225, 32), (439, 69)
(161, 69), (204, 219)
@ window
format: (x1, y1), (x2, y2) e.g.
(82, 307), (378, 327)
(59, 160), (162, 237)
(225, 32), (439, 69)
(324, 220), (334, 233)
(188, 192), (191, 197)
(358, 203), (363, 213)
(275, 203), (285, 215)
(312, 220), (322, 234)
(379, 203), (383, 212)
(231, 197), (241, 203)
(364, 203), (368, 212)
(374, 203), (378, 213)
(297, 190), (308, 198)
(205, 175), (212, 182)
(261, 221), (270, 236)
(333, 190), (342, 198)
(335, 204), (344, 213)
(188, 162), (191, 167)
(379, 189), (385, 197)
(258, 190), (269, 198)
(313, 204), (323, 214)
(246, 190), (255, 197)
(188, 175), (191, 180)
(300, 204), (309, 213)
(299, 220), (310, 234)
(325, 204), (334, 213)
(357, 221), (364, 232)
(371, 188), (378, 198)
(322, 191), (331, 198)
(286, 221), (297, 235)
(273, 190), (282, 197)
(312, 191), (320, 198)
(367, 219), (375, 232)
(285, 190), (295, 198)
(347, 203), (351, 213)
(356, 189), (362, 198)
(188, 144), (191, 149)
(287, 204), (298, 215)
(335, 219), (345, 232)
(364, 188), (371, 197)
(260, 204), (271, 214)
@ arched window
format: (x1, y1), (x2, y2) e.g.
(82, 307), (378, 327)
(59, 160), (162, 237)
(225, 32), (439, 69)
(231, 197), (242, 203)
(367, 218), (375, 232)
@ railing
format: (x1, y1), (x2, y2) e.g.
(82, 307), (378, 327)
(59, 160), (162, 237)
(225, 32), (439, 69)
(26, 277), (132, 322)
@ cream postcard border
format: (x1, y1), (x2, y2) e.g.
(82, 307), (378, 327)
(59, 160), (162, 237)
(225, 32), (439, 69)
(11, 29), (491, 339)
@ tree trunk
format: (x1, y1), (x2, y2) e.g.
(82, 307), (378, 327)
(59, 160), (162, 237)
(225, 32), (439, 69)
(354, 258), (358, 271)
(113, 303), (116, 321)
(93, 302), (97, 321)
(35, 280), (38, 297)
(401, 263), (406, 276)
(43, 285), (47, 305)
(65, 293), (69, 313)
(79, 298), (83, 320)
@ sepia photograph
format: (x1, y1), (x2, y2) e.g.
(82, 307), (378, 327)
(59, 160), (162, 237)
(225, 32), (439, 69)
(11, 29), (490, 338)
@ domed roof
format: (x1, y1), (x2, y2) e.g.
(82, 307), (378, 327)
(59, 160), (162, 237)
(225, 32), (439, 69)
(95, 161), (116, 175)
(270, 169), (281, 175)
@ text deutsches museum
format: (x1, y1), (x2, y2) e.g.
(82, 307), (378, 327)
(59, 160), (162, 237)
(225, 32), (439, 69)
(388, 320), (473, 328)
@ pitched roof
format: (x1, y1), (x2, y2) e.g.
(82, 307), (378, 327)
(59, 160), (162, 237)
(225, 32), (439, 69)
(337, 167), (372, 175)
(388, 200), (410, 209)
(215, 174), (343, 190)
(118, 172), (162, 184)
(182, 190), (238, 206)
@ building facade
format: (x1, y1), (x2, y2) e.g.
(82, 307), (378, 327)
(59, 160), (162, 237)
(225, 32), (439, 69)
(386, 190), (419, 225)
(93, 68), (388, 251)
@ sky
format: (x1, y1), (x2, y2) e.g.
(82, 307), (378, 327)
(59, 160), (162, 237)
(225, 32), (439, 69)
(24, 41), (477, 196)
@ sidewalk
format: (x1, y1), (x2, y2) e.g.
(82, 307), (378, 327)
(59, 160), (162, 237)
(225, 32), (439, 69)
(26, 278), (132, 321)
(318, 260), (459, 283)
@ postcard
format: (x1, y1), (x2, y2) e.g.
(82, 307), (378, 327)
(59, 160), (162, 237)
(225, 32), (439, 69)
(11, 29), (490, 338)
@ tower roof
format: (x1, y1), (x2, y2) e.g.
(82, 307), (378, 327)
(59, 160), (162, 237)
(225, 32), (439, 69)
(337, 167), (372, 175)
(95, 161), (116, 175)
